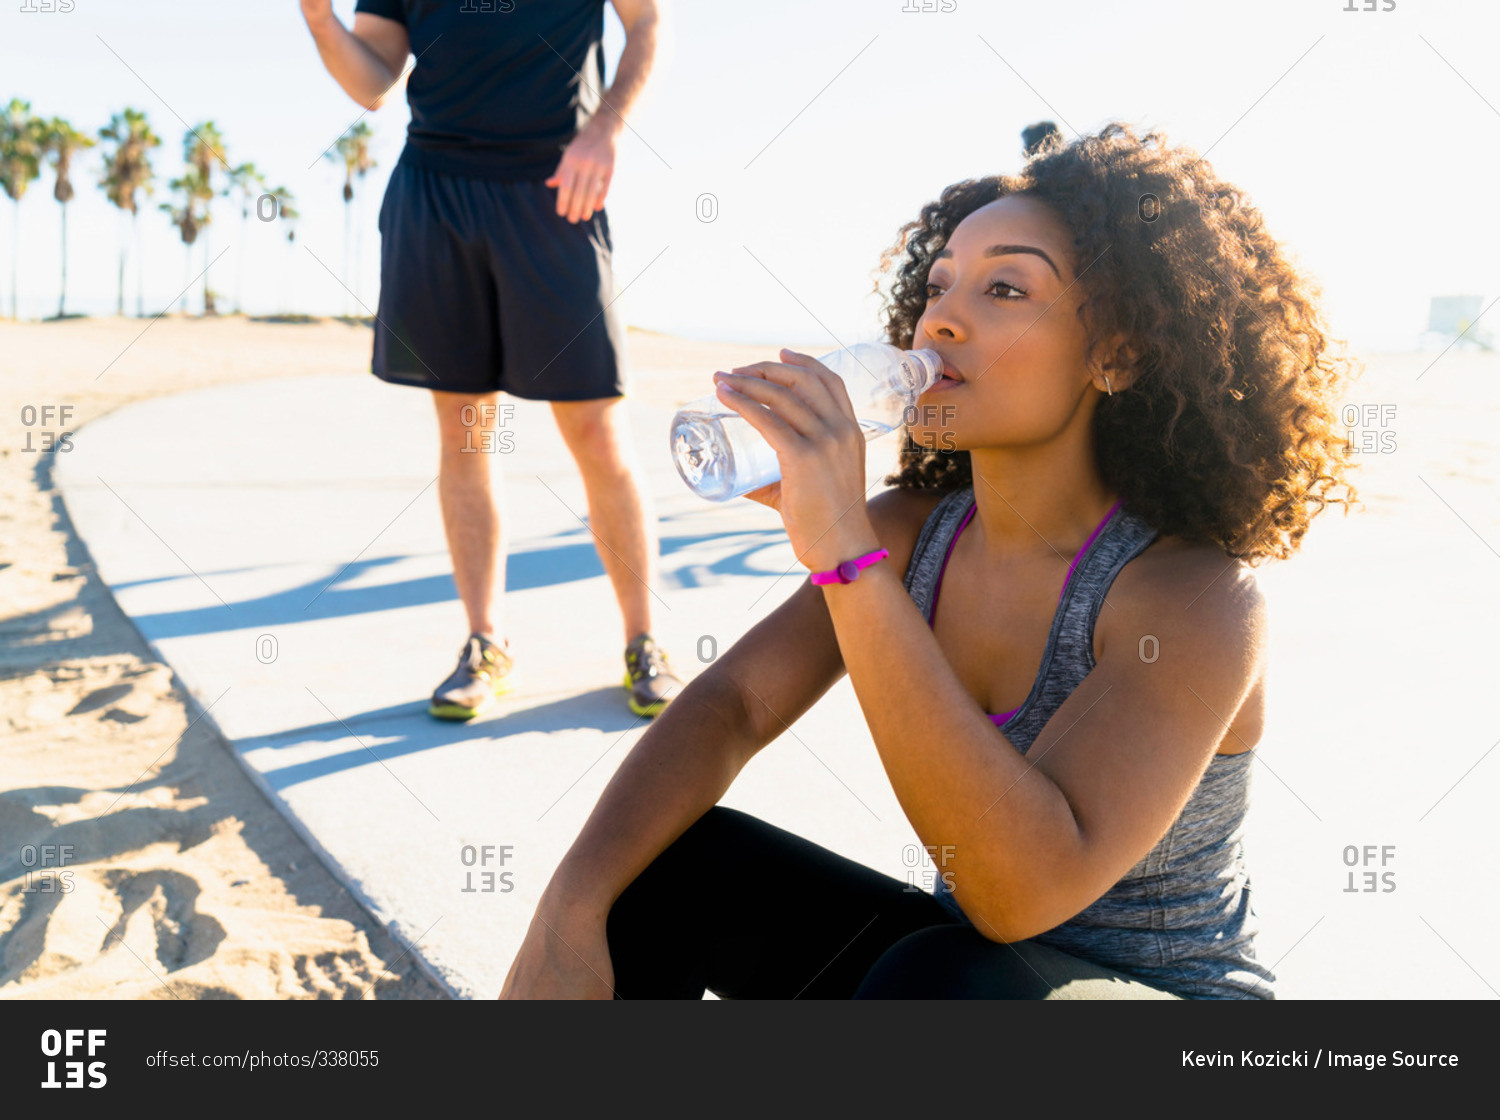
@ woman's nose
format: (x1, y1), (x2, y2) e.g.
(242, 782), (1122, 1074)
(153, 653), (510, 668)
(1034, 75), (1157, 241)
(919, 304), (964, 343)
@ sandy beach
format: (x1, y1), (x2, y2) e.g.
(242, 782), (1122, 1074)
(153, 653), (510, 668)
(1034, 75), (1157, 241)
(0, 316), (771, 999)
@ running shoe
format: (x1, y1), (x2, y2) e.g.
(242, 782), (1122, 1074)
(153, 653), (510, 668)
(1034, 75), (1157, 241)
(623, 632), (684, 717)
(429, 633), (518, 721)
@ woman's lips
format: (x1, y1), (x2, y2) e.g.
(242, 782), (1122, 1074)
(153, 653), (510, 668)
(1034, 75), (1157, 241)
(919, 356), (964, 396)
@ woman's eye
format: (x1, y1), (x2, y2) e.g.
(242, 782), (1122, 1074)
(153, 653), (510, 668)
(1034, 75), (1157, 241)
(924, 281), (1026, 300)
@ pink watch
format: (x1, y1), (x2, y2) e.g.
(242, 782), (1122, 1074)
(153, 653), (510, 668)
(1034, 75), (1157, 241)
(809, 547), (890, 585)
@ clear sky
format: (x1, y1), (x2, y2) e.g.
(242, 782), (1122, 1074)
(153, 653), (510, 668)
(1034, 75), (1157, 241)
(1, 0), (1496, 352)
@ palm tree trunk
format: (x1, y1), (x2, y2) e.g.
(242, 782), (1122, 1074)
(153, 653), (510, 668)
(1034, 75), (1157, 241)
(285, 239), (295, 317)
(236, 207), (246, 314)
(116, 212), (125, 317)
(355, 188), (365, 311)
(10, 203), (18, 320)
(202, 224), (214, 314)
(343, 200), (352, 316)
(133, 211), (144, 317)
(181, 245), (190, 313)
(58, 203), (68, 319)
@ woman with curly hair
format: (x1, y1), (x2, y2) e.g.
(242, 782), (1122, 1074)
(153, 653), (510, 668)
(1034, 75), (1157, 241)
(501, 122), (1359, 1000)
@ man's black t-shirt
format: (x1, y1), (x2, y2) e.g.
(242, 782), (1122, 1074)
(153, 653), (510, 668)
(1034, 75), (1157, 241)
(353, 0), (608, 180)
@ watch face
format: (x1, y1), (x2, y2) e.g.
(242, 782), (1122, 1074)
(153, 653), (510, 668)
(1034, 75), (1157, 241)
(837, 559), (860, 582)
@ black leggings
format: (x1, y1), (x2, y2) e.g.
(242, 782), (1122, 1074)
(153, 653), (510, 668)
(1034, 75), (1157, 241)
(605, 806), (1180, 999)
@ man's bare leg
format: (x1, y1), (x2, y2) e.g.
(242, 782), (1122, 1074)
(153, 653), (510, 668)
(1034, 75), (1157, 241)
(432, 389), (506, 640)
(550, 396), (655, 645)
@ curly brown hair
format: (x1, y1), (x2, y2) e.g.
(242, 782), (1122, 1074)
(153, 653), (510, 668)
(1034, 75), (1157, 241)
(877, 122), (1361, 563)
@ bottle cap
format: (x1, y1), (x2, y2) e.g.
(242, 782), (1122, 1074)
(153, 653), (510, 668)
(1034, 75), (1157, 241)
(901, 349), (943, 395)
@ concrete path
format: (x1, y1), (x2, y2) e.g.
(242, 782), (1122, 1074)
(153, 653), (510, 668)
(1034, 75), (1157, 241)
(53, 365), (1499, 999)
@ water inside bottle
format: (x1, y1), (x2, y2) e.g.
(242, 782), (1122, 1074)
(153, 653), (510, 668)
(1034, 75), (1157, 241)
(671, 404), (896, 502)
(671, 407), (776, 502)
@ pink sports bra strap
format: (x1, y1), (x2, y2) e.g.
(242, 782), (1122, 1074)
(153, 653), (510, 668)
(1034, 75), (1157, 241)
(929, 498), (1123, 624)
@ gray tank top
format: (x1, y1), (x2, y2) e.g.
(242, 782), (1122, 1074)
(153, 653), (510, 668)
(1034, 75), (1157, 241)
(902, 485), (1276, 1000)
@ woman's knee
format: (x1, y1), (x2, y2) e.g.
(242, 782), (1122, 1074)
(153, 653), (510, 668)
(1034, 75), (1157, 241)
(853, 925), (1061, 999)
(606, 807), (742, 930)
(605, 807), (751, 998)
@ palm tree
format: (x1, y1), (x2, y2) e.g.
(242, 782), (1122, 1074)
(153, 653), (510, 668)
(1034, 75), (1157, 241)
(98, 107), (161, 317)
(271, 184), (299, 241)
(183, 122), (227, 313)
(0, 98), (47, 319)
(41, 117), (95, 319)
(159, 170), (205, 313)
(226, 160), (264, 313)
(326, 121), (375, 312)
(267, 184), (299, 314)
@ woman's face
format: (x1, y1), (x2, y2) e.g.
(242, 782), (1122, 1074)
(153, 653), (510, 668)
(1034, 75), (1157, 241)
(908, 194), (1098, 451)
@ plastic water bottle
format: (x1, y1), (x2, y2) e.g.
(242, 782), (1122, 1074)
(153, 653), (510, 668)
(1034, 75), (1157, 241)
(670, 343), (943, 502)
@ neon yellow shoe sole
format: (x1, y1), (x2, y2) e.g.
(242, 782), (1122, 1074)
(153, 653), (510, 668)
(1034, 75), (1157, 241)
(622, 670), (670, 717)
(429, 672), (520, 721)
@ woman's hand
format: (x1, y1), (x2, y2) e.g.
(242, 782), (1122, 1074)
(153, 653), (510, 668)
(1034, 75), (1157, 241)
(498, 910), (616, 1000)
(714, 349), (882, 574)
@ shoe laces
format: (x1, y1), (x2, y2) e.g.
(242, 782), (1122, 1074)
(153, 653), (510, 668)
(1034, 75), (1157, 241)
(464, 636), (499, 680)
(626, 637), (670, 681)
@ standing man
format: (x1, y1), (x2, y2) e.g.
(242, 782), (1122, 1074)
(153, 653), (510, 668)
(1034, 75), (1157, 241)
(301, 0), (684, 721)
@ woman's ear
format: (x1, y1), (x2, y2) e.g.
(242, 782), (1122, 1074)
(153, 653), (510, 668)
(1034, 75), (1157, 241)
(1094, 334), (1141, 393)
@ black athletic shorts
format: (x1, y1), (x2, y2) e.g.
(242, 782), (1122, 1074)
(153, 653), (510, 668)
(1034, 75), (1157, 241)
(370, 153), (627, 400)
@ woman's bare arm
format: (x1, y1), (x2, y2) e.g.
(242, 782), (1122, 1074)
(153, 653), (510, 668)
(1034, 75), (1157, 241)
(532, 488), (938, 931)
(498, 487), (936, 996)
(820, 538), (1266, 942)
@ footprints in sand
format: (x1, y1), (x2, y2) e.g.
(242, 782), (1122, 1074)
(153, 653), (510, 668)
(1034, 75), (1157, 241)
(67, 682), (138, 716)
(2, 854), (411, 999)
(1, 674), (440, 999)
(1, 858), (227, 992)
(97, 869), (227, 974)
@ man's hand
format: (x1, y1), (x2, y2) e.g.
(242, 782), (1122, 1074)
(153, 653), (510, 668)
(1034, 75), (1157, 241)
(545, 117), (619, 224)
